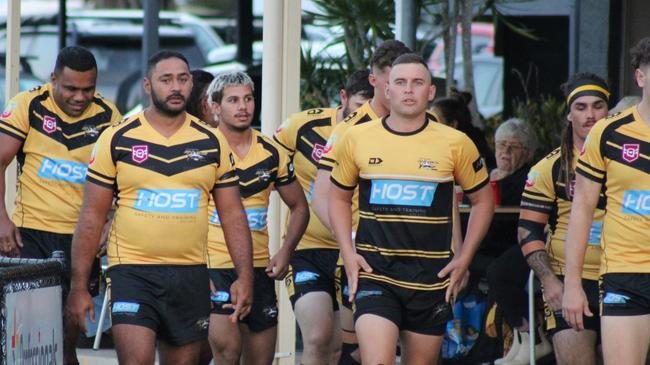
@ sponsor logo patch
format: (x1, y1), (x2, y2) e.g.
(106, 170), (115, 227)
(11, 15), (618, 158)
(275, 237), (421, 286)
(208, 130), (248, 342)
(621, 190), (650, 216)
(603, 292), (630, 304)
(211, 207), (268, 231)
(419, 158), (437, 170)
(210, 291), (230, 303)
(356, 290), (382, 299)
(370, 179), (437, 207)
(131, 145), (149, 164)
(112, 302), (140, 313)
(295, 271), (319, 284)
(37, 158), (87, 184)
(472, 157), (484, 172)
(133, 189), (201, 213)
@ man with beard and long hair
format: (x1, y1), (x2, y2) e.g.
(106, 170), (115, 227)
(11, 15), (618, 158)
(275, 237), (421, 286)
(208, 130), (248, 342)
(67, 50), (254, 364)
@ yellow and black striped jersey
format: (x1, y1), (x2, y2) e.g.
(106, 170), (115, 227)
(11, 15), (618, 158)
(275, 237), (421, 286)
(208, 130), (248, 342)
(207, 129), (295, 269)
(273, 107), (343, 250)
(521, 147), (605, 280)
(86, 111), (238, 267)
(318, 101), (379, 172)
(576, 106), (650, 274)
(331, 117), (488, 291)
(0, 83), (122, 234)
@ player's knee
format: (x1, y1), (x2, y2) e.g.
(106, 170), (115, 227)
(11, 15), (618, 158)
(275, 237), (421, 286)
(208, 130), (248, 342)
(209, 336), (241, 363)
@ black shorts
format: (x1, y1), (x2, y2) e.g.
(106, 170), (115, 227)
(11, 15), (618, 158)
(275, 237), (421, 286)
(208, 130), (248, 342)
(285, 248), (339, 310)
(352, 278), (452, 336)
(209, 267), (278, 332)
(544, 276), (600, 336)
(600, 273), (650, 316)
(19, 227), (101, 298)
(107, 264), (210, 345)
(336, 266), (353, 310)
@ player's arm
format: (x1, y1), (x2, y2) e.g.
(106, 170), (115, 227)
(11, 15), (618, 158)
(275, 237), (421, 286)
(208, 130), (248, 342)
(519, 209), (564, 310)
(439, 184), (493, 301)
(212, 186), (254, 321)
(330, 183), (371, 303)
(0, 134), (22, 256)
(268, 180), (309, 280)
(311, 168), (332, 229)
(562, 174), (601, 331)
(67, 181), (114, 333)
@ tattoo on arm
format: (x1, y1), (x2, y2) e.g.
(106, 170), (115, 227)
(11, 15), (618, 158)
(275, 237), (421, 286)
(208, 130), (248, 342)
(526, 250), (555, 281)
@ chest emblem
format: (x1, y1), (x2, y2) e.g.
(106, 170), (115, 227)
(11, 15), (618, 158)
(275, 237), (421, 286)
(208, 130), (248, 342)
(43, 115), (57, 134)
(312, 143), (325, 162)
(622, 143), (640, 163)
(132, 145), (149, 164)
(184, 149), (206, 162)
(256, 169), (271, 182)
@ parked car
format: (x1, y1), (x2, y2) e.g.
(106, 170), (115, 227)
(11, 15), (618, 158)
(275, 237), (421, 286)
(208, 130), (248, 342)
(0, 9), (227, 113)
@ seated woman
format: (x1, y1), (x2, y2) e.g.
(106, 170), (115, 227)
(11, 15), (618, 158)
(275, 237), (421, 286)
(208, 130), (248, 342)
(484, 118), (552, 364)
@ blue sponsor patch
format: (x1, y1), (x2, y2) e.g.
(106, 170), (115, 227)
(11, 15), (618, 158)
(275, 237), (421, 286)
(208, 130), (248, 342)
(587, 221), (603, 245)
(622, 190), (650, 215)
(211, 208), (268, 231)
(37, 158), (87, 184)
(295, 271), (319, 284)
(112, 301), (140, 313)
(133, 189), (201, 213)
(369, 179), (437, 206)
(210, 291), (230, 303)
(356, 290), (383, 299)
(343, 285), (349, 297)
(603, 292), (630, 304)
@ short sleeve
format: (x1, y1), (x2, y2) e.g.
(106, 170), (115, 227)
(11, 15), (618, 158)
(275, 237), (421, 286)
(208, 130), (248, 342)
(0, 92), (31, 141)
(275, 142), (295, 186)
(86, 128), (117, 189)
(520, 157), (556, 214)
(330, 130), (358, 190)
(576, 122), (606, 183)
(453, 134), (489, 194)
(272, 116), (297, 154)
(318, 121), (349, 171)
(214, 133), (239, 189)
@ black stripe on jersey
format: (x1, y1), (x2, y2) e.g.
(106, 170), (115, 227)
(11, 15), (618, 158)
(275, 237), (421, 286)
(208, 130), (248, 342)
(295, 117), (332, 167)
(0, 121), (26, 141)
(576, 167), (604, 184)
(576, 159), (605, 176)
(604, 130), (650, 174)
(599, 113), (635, 158)
(87, 168), (115, 183)
(237, 160), (277, 199)
(331, 176), (355, 190)
(110, 118), (222, 176)
(520, 196), (554, 214)
(463, 177), (489, 194)
(272, 135), (293, 153)
(28, 91), (115, 150)
(86, 174), (115, 190)
(318, 157), (335, 171)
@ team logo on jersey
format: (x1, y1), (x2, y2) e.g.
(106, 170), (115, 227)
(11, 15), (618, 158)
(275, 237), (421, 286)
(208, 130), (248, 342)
(418, 158), (437, 170)
(622, 144), (640, 163)
(82, 125), (100, 138)
(131, 145), (149, 164)
(256, 169), (271, 182)
(1, 101), (16, 119)
(42, 115), (57, 134)
(312, 143), (325, 162)
(184, 148), (206, 161)
(89, 143), (100, 165)
(472, 157), (484, 172)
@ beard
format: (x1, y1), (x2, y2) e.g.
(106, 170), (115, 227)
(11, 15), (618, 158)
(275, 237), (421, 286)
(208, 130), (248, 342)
(151, 88), (186, 117)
